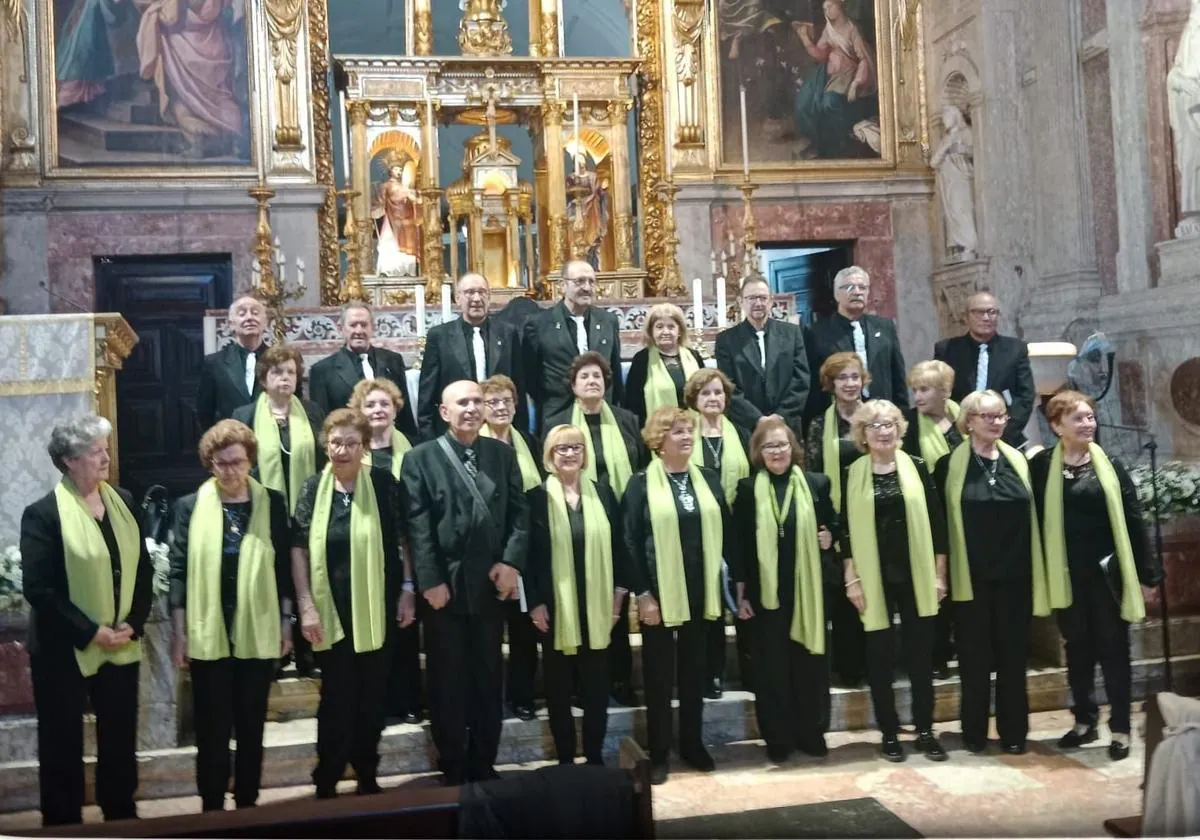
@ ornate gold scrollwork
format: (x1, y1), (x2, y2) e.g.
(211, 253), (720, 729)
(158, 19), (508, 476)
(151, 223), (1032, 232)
(614, 212), (634, 268)
(422, 187), (446, 295)
(309, 0), (339, 305)
(549, 214), (568, 271)
(636, 0), (668, 293)
(672, 0), (705, 147)
(540, 3), (560, 58)
(414, 0), (434, 56)
(265, 0), (305, 151)
(459, 0), (514, 56)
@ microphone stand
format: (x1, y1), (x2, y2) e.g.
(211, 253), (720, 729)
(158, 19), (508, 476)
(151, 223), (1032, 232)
(1098, 421), (1172, 692)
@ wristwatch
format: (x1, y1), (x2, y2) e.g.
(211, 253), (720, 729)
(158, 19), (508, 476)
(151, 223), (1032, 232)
(402, 580), (416, 594)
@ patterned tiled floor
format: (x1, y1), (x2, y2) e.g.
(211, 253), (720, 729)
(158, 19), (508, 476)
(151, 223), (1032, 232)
(0, 706), (1146, 837)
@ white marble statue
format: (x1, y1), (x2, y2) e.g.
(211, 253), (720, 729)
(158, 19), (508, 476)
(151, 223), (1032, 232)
(930, 104), (978, 262)
(1169, 0), (1200, 237)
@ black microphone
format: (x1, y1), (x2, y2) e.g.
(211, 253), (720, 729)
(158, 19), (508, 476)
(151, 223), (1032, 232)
(37, 281), (91, 314)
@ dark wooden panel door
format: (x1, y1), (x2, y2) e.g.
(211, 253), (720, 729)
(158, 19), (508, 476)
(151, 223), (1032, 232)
(767, 247), (848, 327)
(96, 256), (232, 504)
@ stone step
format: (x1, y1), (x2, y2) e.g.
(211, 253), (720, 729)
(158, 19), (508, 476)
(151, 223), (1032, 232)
(57, 112), (187, 156)
(1, 654), (1196, 815)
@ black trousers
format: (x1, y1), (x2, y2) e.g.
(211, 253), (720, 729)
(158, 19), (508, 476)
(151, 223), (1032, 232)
(386, 618), (424, 717)
(424, 600), (504, 780)
(705, 613), (755, 690)
(190, 657), (276, 810)
(827, 583), (866, 683)
(864, 581), (935, 737)
(31, 657), (139, 826)
(751, 607), (829, 754)
(541, 635), (610, 764)
(504, 599), (539, 710)
(641, 618), (710, 764)
(1056, 573), (1132, 734)
(932, 601), (955, 668)
(954, 580), (1032, 746)
(609, 592), (633, 692)
(311, 641), (390, 790)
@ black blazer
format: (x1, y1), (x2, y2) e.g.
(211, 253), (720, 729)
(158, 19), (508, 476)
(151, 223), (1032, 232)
(197, 343), (264, 430)
(805, 313), (909, 417)
(417, 316), (525, 440)
(523, 481), (629, 617)
(400, 436), (531, 614)
(620, 467), (731, 599)
(714, 319), (810, 437)
(523, 302), (624, 431)
(308, 346), (418, 439)
(166, 486), (292, 616)
(899, 407), (961, 470)
(622, 346), (707, 426)
(543, 403), (647, 476)
(728, 470), (841, 604)
(231, 398), (327, 460)
(934, 334), (1036, 446)
(19, 486), (153, 661)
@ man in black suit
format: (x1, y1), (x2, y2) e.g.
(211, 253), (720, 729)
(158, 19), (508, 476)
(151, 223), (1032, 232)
(805, 265), (909, 418)
(308, 301), (419, 438)
(197, 294), (268, 429)
(417, 272), (525, 439)
(523, 260), (623, 432)
(401, 380), (530, 785)
(934, 291), (1035, 446)
(714, 277), (811, 439)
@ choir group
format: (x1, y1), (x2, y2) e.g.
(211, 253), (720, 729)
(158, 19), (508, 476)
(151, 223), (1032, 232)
(20, 261), (1160, 826)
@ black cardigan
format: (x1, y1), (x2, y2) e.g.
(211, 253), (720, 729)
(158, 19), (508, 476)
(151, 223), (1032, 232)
(19, 485), (153, 660)
(622, 346), (708, 427)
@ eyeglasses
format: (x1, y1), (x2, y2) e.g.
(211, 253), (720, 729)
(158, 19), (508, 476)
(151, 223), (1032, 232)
(743, 294), (770, 303)
(553, 444), (585, 456)
(327, 438), (363, 452)
(484, 397), (514, 408)
(568, 276), (596, 287)
(212, 458), (249, 471)
(969, 308), (1001, 318)
(761, 442), (791, 453)
(866, 421), (897, 432)
(974, 412), (1009, 424)
(460, 288), (489, 298)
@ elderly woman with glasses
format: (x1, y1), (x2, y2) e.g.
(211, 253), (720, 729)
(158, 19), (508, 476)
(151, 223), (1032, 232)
(841, 400), (949, 763)
(624, 303), (708, 426)
(20, 415), (153, 826)
(525, 425), (626, 765)
(291, 409), (414, 798)
(933, 391), (1048, 755)
(731, 418), (838, 763)
(168, 420), (293, 811)
(622, 406), (730, 784)
(1030, 391), (1159, 762)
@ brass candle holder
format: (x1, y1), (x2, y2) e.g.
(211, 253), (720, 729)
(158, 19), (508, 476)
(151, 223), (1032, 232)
(655, 179), (686, 297)
(247, 185), (306, 344)
(337, 188), (367, 303)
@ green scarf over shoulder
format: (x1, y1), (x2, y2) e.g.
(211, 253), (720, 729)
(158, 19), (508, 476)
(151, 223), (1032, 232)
(54, 479), (142, 677)
(186, 478), (281, 660)
(689, 413), (750, 505)
(821, 403), (855, 512)
(307, 465), (388, 653)
(916, 400), (960, 470)
(943, 441), (1049, 617)
(645, 460), (723, 626)
(754, 468), (825, 654)
(1043, 442), (1145, 623)
(573, 401), (634, 500)
(252, 394), (316, 514)
(644, 347), (700, 415)
(545, 476), (614, 654)
(481, 424), (541, 491)
(845, 451), (939, 632)
(361, 429), (412, 480)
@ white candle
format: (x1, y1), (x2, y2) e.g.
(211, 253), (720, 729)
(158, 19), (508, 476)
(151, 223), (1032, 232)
(572, 93), (582, 176)
(716, 283), (727, 329)
(274, 237), (284, 268)
(739, 85), (750, 178)
(339, 91), (351, 183)
(415, 285), (426, 337)
(295, 258), (305, 290)
(441, 283), (452, 321)
(692, 277), (703, 331)
(251, 260), (261, 289)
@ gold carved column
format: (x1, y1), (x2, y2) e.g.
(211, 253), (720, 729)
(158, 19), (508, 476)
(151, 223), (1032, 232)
(541, 98), (569, 273)
(265, 0), (305, 151)
(347, 99), (372, 251)
(635, 0), (668, 293)
(413, 0), (434, 56)
(93, 315), (138, 485)
(607, 100), (635, 269)
(540, 0), (560, 57)
(670, 0), (705, 155)
(528, 0), (543, 55)
(308, 0), (340, 304)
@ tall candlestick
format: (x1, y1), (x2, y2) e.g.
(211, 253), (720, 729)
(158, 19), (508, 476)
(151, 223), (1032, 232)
(716, 283), (727, 328)
(572, 93), (582, 176)
(339, 91), (351, 183)
(739, 84), (750, 178)
(441, 283), (452, 321)
(692, 277), (703, 331)
(710, 250), (718, 277)
(425, 94), (435, 181)
(415, 285), (426, 337)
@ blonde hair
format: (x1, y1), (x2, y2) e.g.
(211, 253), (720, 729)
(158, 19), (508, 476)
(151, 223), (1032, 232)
(956, 390), (1009, 436)
(348, 377), (405, 412)
(481, 374), (518, 400)
(643, 303), (689, 348)
(642, 405), (693, 453)
(907, 359), (954, 396)
(849, 400), (908, 451)
(542, 424), (589, 473)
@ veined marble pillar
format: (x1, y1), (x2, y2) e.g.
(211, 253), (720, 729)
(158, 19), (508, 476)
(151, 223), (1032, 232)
(542, 100), (568, 271)
(607, 100), (635, 268)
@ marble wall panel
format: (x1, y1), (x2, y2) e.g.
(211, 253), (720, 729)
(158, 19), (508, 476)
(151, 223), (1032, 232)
(1083, 53), (1120, 295)
(1143, 8), (1189, 250)
(0, 214), (49, 314)
(1082, 0), (1108, 37)
(890, 199), (940, 365)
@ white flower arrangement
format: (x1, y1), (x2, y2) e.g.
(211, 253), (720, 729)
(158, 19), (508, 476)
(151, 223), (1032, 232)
(1129, 461), (1200, 523)
(0, 546), (25, 613)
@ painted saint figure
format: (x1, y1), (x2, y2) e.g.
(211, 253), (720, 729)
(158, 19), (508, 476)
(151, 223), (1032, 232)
(373, 156), (421, 278)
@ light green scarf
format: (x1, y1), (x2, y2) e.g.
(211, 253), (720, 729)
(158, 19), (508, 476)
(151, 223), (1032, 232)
(754, 468), (825, 654)
(1043, 443), (1145, 623)
(944, 442), (1049, 617)
(308, 465), (388, 653)
(644, 347), (700, 415)
(186, 478), (281, 660)
(545, 476), (614, 654)
(253, 394), (316, 515)
(689, 413), (750, 505)
(821, 403), (857, 513)
(845, 451), (939, 632)
(645, 460), (723, 626)
(573, 401), (634, 500)
(481, 424), (541, 491)
(362, 429), (412, 480)
(916, 400), (960, 471)
(54, 479), (142, 677)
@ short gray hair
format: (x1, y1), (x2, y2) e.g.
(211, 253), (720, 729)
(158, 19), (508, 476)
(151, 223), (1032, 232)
(340, 300), (373, 322)
(48, 415), (113, 473)
(834, 265), (870, 287)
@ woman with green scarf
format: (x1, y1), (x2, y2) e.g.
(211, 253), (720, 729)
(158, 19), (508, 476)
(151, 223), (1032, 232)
(841, 400), (949, 763)
(1030, 390), (1159, 762)
(932, 391), (1045, 756)
(168, 420), (293, 811)
(730, 419), (838, 763)
(623, 303), (707, 426)
(526, 425), (626, 765)
(803, 351), (867, 687)
(20, 415), (153, 826)
(292, 409), (414, 798)
(621, 406), (730, 785)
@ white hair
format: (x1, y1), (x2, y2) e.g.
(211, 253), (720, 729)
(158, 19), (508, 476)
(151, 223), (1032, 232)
(48, 415), (112, 473)
(834, 265), (870, 287)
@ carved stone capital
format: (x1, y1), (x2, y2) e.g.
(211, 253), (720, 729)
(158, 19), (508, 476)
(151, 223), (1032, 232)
(347, 99), (372, 127)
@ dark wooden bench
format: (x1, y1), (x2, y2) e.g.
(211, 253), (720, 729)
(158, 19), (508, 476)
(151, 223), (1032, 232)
(24, 738), (654, 839)
(1101, 695), (1166, 838)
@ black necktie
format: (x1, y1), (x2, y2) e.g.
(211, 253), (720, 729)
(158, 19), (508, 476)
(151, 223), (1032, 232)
(463, 448), (479, 480)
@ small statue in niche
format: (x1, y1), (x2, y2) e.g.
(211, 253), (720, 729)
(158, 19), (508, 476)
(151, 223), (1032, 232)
(566, 151), (610, 270)
(1169, 0), (1200, 237)
(372, 154), (421, 277)
(930, 104), (978, 263)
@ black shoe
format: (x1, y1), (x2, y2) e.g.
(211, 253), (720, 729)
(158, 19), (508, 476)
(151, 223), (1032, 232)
(356, 779), (382, 795)
(1057, 726), (1099, 749)
(705, 678), (724, 700)
(585, 756), (604, 766)
(1002, 742), (1027, 755)
(915, 731), (948, 761)
(440, 771), (464, 787)
(611, 682), (635, 707)
(680, 745), (716, 772)
(403, 710), (424, 725)
(881, 735), (906, 762)
(766, 744), (792, 763)
(512, 703), (537, 722)
(1108, 740), (1130, 761)
(963, 739), (988, 755)
(797, 735), (829, 758)
(650, 762), (669, 785)
(315, 786), (338, 800)
(932, 663), (950, 680)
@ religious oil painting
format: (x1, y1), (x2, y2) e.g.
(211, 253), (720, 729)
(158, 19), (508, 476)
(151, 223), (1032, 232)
(717, 0), (885, 166)
(368, 130), (424, 278)
(49, 0), (254, 169)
